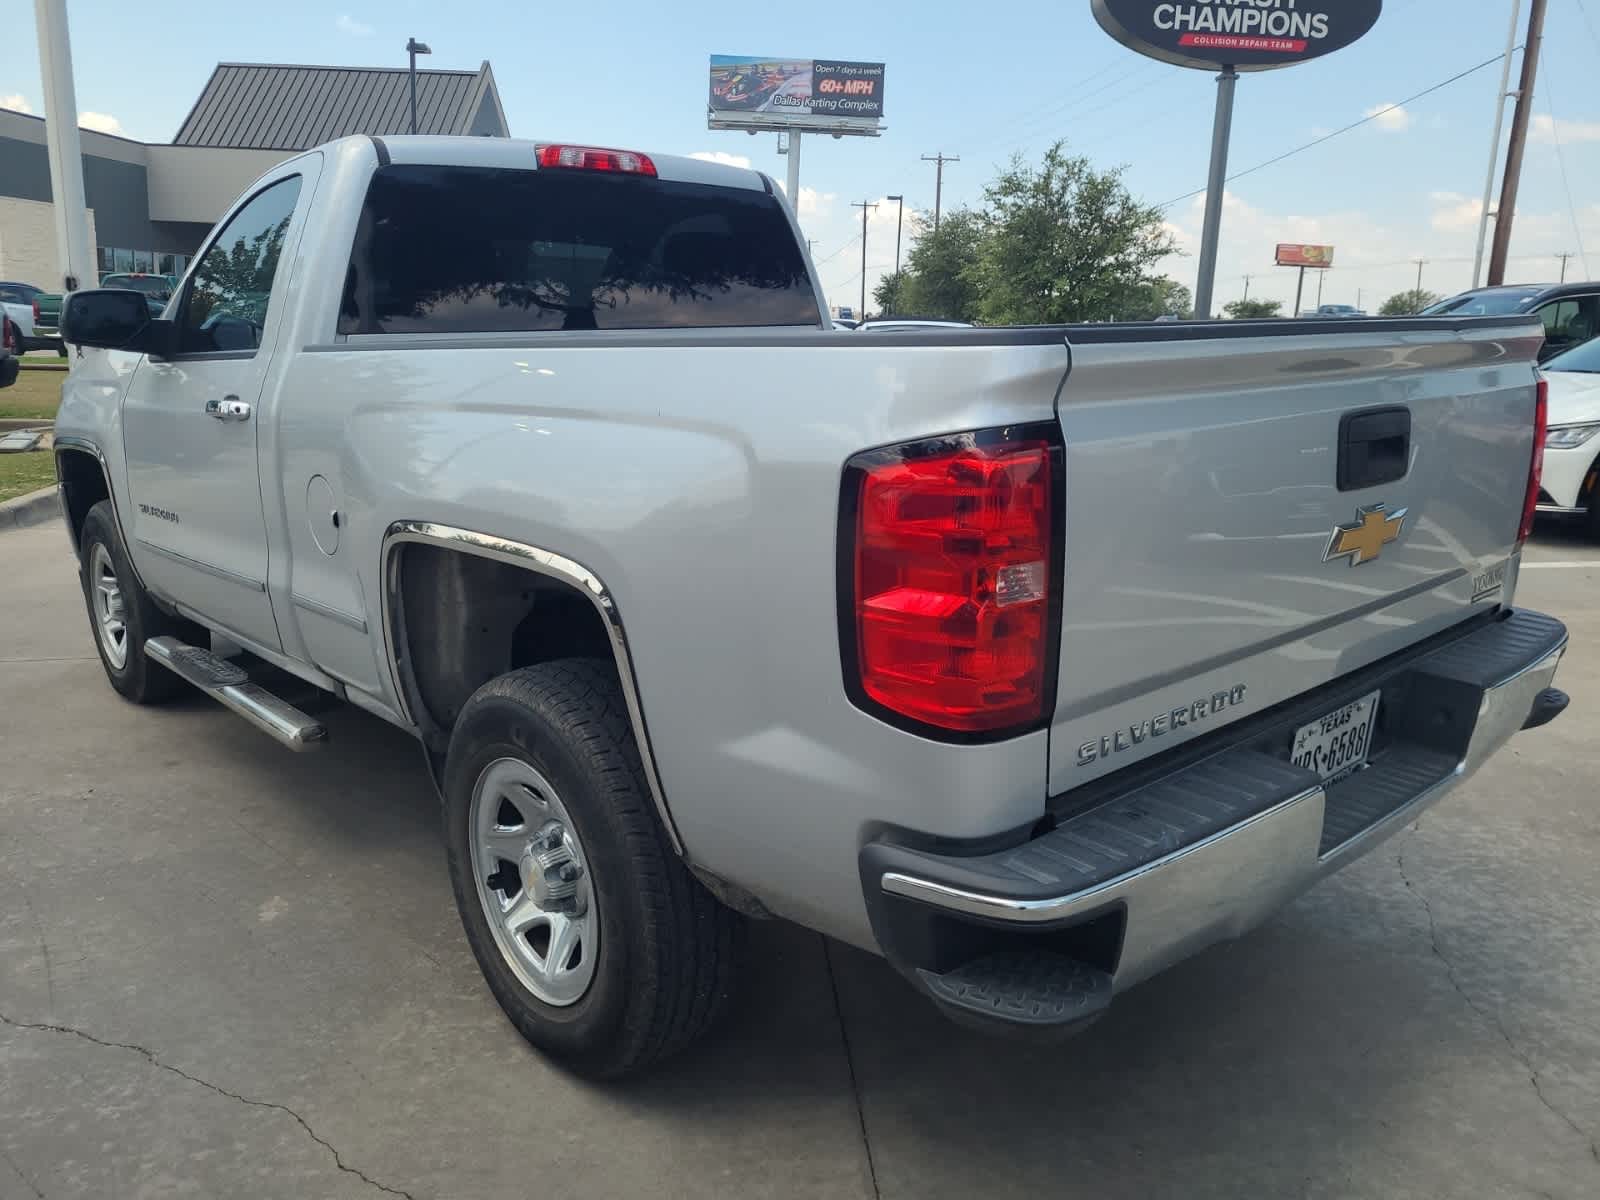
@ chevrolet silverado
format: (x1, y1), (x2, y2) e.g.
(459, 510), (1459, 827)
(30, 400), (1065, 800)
(53, 134), (1568, 1077)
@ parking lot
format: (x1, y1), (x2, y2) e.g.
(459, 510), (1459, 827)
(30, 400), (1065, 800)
(1, 516), (1596, 1200)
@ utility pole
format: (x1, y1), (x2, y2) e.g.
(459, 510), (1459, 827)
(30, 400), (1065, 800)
(921, 153), (958, 232)
(1316, 269), (1327, 308)
(406, 37), (432, 135)
(1558, 251), (1572, 282)
(1489, 0), (1549, 285)
(852, 199), (877, 317)
(887, 195), (905, 276)
(1473, 0), (1524, 288)
(1357, 287), (1363, 311)
(1414, 258), (1427, 294)
(1241, 274), (1252, 301)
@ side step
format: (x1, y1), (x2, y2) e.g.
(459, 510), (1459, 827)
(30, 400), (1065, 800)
(144, 636), (327, 752)
(917, 952), (1113, 1039)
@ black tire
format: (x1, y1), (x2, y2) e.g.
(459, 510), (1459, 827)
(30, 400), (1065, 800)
(443, 660), (743, 1079)
(78, 501), (188, 704)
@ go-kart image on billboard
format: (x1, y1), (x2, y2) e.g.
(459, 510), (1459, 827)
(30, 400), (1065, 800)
(709, 56), (885, 120)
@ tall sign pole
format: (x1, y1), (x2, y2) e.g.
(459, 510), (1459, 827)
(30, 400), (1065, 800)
(33, 0), (94, 296)
(786, 131), (803, 221)
(1488, 0), (1548, 286)
(1092, 1), (1383, 319)
(1472, 0), (1523, 288)
(1193, 67), (1237, 321)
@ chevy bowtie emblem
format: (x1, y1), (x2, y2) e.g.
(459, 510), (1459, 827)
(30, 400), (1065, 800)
(1324, 504), (1407, 567)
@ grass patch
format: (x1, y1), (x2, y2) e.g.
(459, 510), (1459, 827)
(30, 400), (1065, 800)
(0, 452), (56, 503)
(0, 369), (63, 420)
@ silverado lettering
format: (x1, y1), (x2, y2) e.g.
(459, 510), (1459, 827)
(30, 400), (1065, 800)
(1077, 684), (1248, 766)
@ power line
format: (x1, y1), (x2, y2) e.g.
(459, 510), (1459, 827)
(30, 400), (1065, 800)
(1538, 47), (1589, 278)
(1578, 0), (1600, 58)
(1157, 49), (1517, 210)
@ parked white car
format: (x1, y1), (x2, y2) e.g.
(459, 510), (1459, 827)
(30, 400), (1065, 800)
(1536, 336), (1600, 533)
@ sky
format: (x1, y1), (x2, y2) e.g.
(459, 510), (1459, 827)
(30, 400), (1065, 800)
(4, 0), (1600, 316)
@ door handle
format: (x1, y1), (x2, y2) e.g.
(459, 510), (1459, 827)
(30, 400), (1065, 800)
(205, 396), (252, 422)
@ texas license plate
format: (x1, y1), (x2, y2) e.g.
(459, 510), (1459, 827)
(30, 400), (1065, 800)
(1291, 690), (1380, 784)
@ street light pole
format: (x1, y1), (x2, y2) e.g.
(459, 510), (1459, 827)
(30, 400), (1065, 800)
(406, 37), (432, 135)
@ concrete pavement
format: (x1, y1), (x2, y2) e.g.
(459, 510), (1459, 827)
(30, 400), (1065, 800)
(1, 517), (1597, 1199)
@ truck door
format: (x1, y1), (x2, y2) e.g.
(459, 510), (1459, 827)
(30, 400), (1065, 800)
(122, 165), (314, 652)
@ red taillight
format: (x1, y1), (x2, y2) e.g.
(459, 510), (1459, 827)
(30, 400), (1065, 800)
(32, 299), (40, 322)
(845, 431), (1058, 736)
(1519, 376), (1548, 545)
(536, 143), (656, 176)
(2, 320), (12, 352)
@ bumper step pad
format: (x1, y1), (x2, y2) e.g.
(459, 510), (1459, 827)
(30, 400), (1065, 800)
(918, 952), (1113, 1034)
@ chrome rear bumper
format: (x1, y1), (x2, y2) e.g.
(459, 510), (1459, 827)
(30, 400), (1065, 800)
(863, 609), (1568, 1018)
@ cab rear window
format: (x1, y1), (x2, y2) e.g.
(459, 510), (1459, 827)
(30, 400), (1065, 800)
(339, 164), (820, 334)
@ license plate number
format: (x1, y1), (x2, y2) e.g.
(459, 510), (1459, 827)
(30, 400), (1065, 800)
(1291, 690), (1380, 783)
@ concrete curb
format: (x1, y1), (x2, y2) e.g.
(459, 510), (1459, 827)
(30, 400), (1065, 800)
(0, 485), (61, 533)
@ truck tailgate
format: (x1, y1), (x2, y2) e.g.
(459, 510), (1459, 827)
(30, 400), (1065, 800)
(1047, 319), (1544, 797)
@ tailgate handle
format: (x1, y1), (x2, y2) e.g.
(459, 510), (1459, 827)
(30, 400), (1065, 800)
(1338, 406), (1410, 492)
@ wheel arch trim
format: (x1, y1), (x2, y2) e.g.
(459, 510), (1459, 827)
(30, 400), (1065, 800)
(53, 436), (145, 589)
(379, 520), (686, 858)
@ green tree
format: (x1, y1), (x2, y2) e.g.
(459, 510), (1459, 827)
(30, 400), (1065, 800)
(1223, 298), (1284, 319)
(1118, 277), (1193, 321)
(968, 142), (1177, 325)
(897, 210), (985, 322)
(873, 270), (909, 317)
(1379, 288), (1441, 316)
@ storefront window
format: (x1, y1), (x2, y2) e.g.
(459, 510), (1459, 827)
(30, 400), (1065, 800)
(132, 249), (153, 272)
(113, 247), (133, 273)
(97, 246), (114, 275)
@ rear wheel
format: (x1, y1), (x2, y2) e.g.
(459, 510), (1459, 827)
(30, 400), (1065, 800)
(78, 501), (188, 704)
(443, 660), (743, 1078)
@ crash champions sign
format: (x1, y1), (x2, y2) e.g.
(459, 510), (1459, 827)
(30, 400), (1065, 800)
(1091, 0), (1383, 72)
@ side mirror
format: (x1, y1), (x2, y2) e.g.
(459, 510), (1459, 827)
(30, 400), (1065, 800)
(61, 289), (176, 357)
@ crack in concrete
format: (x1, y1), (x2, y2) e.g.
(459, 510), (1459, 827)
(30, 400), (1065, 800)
(0, 1008), (415, 1198)
(1396, 846), (1600, 1168)
(820, 937), (882, 1200)
(0, 1142), (46, 1198)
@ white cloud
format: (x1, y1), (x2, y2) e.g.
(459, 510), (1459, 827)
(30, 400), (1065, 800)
(689, 150), (752, 170)
(1531, 113), (1600, 144)
(776, 183), (837, 219)
(1364, 103), (1412, 133)
(335, 14), (374, 36)
(1, 93), (33, 115)
(78, 111), (123, 135)
(1429, 192), (1483, 234)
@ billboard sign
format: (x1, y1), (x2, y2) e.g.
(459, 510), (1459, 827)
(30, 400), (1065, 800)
(1276, 243), (1335, 269)
(708, 56), (885, 124)
(1091, 1), (1382, 72)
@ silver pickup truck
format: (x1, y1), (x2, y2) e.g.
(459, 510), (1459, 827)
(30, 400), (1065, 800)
(53, 135), (1568, 1077)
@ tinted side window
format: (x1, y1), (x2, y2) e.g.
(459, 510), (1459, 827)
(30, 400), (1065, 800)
(339, 164), (820, 334)
(180, 176), (302, 354)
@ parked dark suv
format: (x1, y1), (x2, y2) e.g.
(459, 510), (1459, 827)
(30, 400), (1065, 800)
(1423, 282), (1600, 361)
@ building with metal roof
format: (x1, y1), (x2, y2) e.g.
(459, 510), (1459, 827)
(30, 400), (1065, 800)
(0, 59), (508, 293)
(174, 62), (506, 150)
